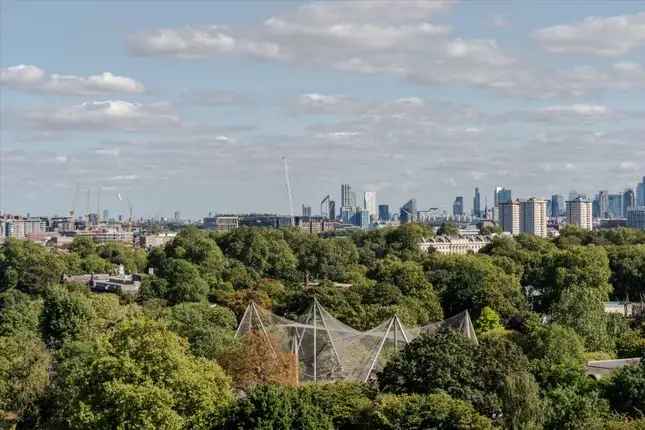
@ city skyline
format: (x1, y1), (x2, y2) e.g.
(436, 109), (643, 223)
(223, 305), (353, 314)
(2, 1), (645, 218)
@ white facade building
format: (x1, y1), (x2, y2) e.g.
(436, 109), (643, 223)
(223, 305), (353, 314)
(363, 192), (377, 222)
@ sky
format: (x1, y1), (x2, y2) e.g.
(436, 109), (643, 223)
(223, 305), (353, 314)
(1, 1), (645, 219)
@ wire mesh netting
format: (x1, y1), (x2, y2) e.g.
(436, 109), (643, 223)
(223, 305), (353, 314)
(236, 299), (477, 384)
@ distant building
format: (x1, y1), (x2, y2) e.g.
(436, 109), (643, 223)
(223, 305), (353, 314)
(494, 187), (512, 221)
(400, 199), (417, 224)
(302, 205), (312, 217)
(173, 211), (181, 222)
(453, 196), (464, 217)
(295, 217), (338, 234)
(329, 200), (336, 220)
(567, 197), (593, 231)
(623, 189), (636, 218)
(364, 192), (377, 222)
(637, 177), (645, 207)
(608, 194), (623, 218)
(419, 235), (492, 255)
(551, 194), (564, 218)
(520, 198), (547, 237)
(378, 204), (390, 222)
(72, 228), (134, 244)
(356, 209), (370, 230)
(627, 207), (645, 230)
(473, 188), (481, 217)
(341, 206), (356, 224)
(498, 200), (520, 235)
(203, 216), (239, 231)
(597, 190), (610, 218)
(341, 184), (355, 208)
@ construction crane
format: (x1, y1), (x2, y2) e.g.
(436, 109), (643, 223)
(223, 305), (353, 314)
(320, 195), (330, 219)
(282, 156), (295, 226)
(70, 183), (80, 218)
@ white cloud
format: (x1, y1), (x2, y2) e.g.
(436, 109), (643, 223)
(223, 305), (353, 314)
(26, 100), (180, 131)
(534, 12), (645, 56)
(1, 65), (145, 95)
(541, 104), (609, 115)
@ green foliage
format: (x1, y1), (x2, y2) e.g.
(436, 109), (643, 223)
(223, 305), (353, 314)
(475, 306), (502, 333)
(44, 318), (233, 429)
(602, 360), (645, 418)
(299, 382), (375, 429)
(364, 392), (494, 430)
(543, 384), (609, 430)
(161, 259), (210, 304)
(378, 330), (481, 401)
(426, 253), (527, 319)
(0, 335), (51, 418)
(162, 302), (237, 360)
(0, 239), (65, 294)
(41, 285), (95, 346)
(0, 290), (43, 337)
(226, 384), (333, 430)
(605, 245), (645, 300)
(517, 321), (587, 389)
(437, 221), (460, 237)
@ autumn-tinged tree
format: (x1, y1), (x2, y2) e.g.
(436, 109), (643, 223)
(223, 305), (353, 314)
(219, 331), (298, 391)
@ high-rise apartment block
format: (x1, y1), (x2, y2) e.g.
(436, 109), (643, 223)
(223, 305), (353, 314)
(302, 205), (312, 217)
(499, 200), (521, 235)
(520, 198), (547, 237)
(567, 197), (593, 231)
(627, 207), (645, 230)
(499, 198), (547, 237)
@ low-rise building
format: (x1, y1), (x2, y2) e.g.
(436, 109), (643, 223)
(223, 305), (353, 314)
(419, 235), (492, 255)
(203, 216), (239, 231)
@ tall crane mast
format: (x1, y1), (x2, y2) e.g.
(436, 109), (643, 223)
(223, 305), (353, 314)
(282, 156), (295, 226)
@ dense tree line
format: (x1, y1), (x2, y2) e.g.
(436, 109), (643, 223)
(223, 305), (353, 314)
(0, 224), (644, 429)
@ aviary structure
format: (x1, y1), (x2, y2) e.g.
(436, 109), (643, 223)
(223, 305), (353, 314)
(236, 298), (477, 384)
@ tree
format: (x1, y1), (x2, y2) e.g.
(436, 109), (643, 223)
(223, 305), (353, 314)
(44, 317), (233, 429)
(378, 330), (480, 402)
(218, 332), (298, 391)
(0, 290), (42, 337)
(475, 306), (502, 333)
(300, 382), (375, 430)
(363, 392), (494, 430)
(543, 384), (609, 430)
(227, 384), (332, 430)
(69, 235), (96, 258)
(426, 253), (526, 319)
(437, 222), (459, 237)
(163, 259), (210, 304)
(603, 360), (645, 418)
(0, 335), (51, 423)
(163, 302), (238, 360)
(41, 285), (95, 346)
(0, 239), (65, 294)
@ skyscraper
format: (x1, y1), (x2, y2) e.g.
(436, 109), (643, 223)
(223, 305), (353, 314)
(378, 204), (390, 222)
(364, 192), (377, 222)
(608, 194), (623, 218)
(623, 189), (635, 218)
(302, 205), (312, 217)
(550, 194), (564, 218)
(597, 190), (609, 218)
(520, 198), (547, 237)
(329, 200), (336, 220)
(567, 197), (593, 231)
(341, 184), (353, 208)
(453, 196), (464, 217)
(400, 199), (417, 224)
(473, 187), (481, 217)
(637, 177), (645, 207)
